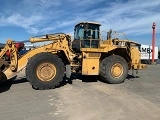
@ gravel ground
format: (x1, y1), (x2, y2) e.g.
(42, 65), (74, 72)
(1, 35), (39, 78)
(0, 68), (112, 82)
(0, 65), (160, 120)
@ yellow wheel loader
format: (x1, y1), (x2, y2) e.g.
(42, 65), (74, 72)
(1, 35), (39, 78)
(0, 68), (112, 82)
(0, 22), (147, 90)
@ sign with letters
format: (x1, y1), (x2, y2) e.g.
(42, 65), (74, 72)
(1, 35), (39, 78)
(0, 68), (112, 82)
(140, 45), (158, 60)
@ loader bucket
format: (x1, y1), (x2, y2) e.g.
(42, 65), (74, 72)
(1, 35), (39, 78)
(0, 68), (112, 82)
(0, 58), (9, 71)
(0, 59), (9, 82)
(0, 71), (7, 83)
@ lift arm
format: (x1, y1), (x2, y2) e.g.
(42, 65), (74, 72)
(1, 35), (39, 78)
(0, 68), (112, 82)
(29, 33), (68, 43)
(0, 33), (71, 71)
(0, 39), (18, 71)
(1, 33), (75, 80)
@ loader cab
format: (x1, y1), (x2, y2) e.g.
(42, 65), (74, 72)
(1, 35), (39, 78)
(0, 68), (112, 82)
(72, 22), (101, 52)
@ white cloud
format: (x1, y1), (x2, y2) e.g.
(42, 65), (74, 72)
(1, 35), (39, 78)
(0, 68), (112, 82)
(0, 13), (43, 34)
(0, 0), (159, 38)
(91, 0), (160, 36)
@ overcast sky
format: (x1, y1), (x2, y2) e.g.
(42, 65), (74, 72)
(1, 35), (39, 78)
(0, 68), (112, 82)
(0, 0), (160, 46)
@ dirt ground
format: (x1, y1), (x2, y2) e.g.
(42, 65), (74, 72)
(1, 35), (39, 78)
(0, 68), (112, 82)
(0, 65), (160, 120)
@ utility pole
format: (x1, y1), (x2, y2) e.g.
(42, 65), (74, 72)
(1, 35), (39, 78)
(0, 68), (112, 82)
(152, 22), (156, 64)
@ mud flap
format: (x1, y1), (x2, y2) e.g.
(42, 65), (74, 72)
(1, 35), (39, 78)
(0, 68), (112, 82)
(66, 65), (71, 78)
(0, 59), (9, 82)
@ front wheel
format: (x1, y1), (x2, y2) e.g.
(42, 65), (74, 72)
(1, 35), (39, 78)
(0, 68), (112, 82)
(26, 52), (65, 90)
(99, 55), (128, 84)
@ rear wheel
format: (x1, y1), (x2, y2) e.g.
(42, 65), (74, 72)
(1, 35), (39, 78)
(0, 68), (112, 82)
(100, 55), (128, 84)
(26, 52), (65, 90)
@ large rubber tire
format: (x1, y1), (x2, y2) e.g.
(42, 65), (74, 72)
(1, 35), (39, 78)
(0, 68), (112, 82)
(100, 55), (128, 84)
(26, 52), (65, 90)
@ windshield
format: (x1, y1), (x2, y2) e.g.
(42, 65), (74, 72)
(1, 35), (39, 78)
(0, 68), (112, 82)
(86, 24), (99, 39)
(74, 24), (100, 40)
(73, 24), (100, 48)
(74, 25), (84, 40)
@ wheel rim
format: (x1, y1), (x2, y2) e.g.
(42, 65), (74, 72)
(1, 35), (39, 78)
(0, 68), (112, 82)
(111, 63), (123, 78)
(36, 62), (56, 82)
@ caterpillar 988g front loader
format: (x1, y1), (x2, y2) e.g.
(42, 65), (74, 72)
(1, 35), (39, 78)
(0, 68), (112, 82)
(0, 21), (147, 90)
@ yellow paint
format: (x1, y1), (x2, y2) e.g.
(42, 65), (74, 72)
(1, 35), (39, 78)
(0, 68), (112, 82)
(82, 58), (99, 75)
(0, 22), (147, 82)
